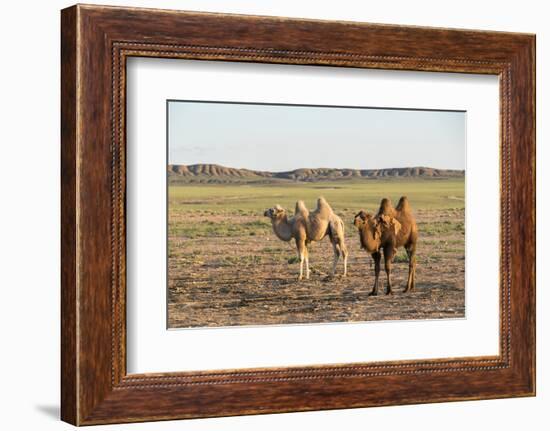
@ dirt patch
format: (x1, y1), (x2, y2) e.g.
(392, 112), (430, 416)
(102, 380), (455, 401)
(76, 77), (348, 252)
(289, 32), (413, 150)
(168, 208), (465, 328)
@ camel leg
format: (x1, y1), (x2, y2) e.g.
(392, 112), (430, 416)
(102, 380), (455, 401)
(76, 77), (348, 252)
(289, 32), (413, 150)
(383, 247), (395, 295)
(296, 238), (306, 281)
(330, 241), (340, 277)
(341, 241), (348, 277)
(411, 254), (416, 291)
(405, 245), (417, 292)
(369, 252), (381, 296)
(304, 246), (311, 280)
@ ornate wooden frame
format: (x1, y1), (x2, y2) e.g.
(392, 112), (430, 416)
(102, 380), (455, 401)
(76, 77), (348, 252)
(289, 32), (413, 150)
(61, 4), (535, 425)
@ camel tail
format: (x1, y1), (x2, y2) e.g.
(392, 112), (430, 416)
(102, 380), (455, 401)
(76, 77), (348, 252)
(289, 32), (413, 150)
(339, 219), (348, 255)
(328, 216), (345, 244)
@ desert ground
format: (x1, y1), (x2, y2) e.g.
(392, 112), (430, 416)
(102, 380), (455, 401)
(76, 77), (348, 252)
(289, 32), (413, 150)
(167, 178), (465, 328)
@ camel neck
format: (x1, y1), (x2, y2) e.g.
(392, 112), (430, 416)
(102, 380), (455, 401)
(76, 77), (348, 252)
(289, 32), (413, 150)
(272, 215), (293, 242)
(360, 224), (380, 253)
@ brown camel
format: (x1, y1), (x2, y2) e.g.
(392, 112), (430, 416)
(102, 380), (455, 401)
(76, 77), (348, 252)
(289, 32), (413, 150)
(264, 197), (348, 280)
(353, 196), (418, 295)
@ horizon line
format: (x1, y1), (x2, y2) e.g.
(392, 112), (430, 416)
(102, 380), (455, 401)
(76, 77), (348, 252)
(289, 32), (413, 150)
(168, 163), (465, 173)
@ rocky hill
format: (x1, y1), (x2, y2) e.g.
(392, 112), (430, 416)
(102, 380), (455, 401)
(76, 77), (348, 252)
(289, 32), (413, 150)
(168, 164), (464, 184)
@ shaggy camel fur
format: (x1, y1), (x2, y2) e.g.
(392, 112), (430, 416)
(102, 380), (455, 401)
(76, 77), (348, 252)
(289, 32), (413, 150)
(353, 197), (418, 295)
(264, 197), (348, 280)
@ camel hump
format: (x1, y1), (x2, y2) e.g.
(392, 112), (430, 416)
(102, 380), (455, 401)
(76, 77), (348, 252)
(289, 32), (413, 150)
(396, 196), (412, 213)
(380, 214), (402, 236)
(295, 200), (309, 217)
(377, 198), (395, 216)
(316, 196), (333, 217)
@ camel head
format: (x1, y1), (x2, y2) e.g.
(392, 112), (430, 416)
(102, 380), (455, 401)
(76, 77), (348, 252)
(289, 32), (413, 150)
(264, 204), (286, 220)
(354, 211), (382, 237)
(354, 210), (382, 250)
(353, 210), (369, 229)
(354, 210), (380, 227)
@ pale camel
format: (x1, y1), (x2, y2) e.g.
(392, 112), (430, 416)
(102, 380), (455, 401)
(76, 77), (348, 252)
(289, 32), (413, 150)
(264, 197), (348, 280)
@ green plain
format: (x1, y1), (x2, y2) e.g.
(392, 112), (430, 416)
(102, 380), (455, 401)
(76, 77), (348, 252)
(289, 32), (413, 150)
(169, 178), (465, 214)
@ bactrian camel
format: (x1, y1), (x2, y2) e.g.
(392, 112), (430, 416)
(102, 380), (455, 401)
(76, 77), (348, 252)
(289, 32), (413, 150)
(264, 197), (348, 280)
(353, 196), (418, 295)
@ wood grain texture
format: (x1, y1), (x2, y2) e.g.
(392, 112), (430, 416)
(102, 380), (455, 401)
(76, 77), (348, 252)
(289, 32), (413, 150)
(60, 5), (78, 425)
(60, 4), (535, 425)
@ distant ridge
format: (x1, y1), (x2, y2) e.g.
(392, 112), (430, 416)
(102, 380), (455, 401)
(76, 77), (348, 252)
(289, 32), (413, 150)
(168, 164), (464, 184)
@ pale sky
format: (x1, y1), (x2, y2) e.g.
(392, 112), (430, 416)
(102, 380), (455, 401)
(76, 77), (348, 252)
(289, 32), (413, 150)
(168, 101), (465, 171)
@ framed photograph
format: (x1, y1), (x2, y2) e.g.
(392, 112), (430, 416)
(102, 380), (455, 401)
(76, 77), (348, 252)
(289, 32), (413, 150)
(61, 4), (535, 425)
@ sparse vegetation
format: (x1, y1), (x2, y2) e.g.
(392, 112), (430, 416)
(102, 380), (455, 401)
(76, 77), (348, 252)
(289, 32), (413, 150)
(168, 177), (465, 328)
(393, 252), (409, 263)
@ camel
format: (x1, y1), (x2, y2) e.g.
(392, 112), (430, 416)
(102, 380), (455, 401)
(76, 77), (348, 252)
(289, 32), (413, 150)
(264, 197), (348, 280)
(353, 196), (418, 295)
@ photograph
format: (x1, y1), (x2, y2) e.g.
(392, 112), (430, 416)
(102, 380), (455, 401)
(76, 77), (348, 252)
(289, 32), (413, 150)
(167, 100), (466, 328)
(46, 2), (536, 427)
